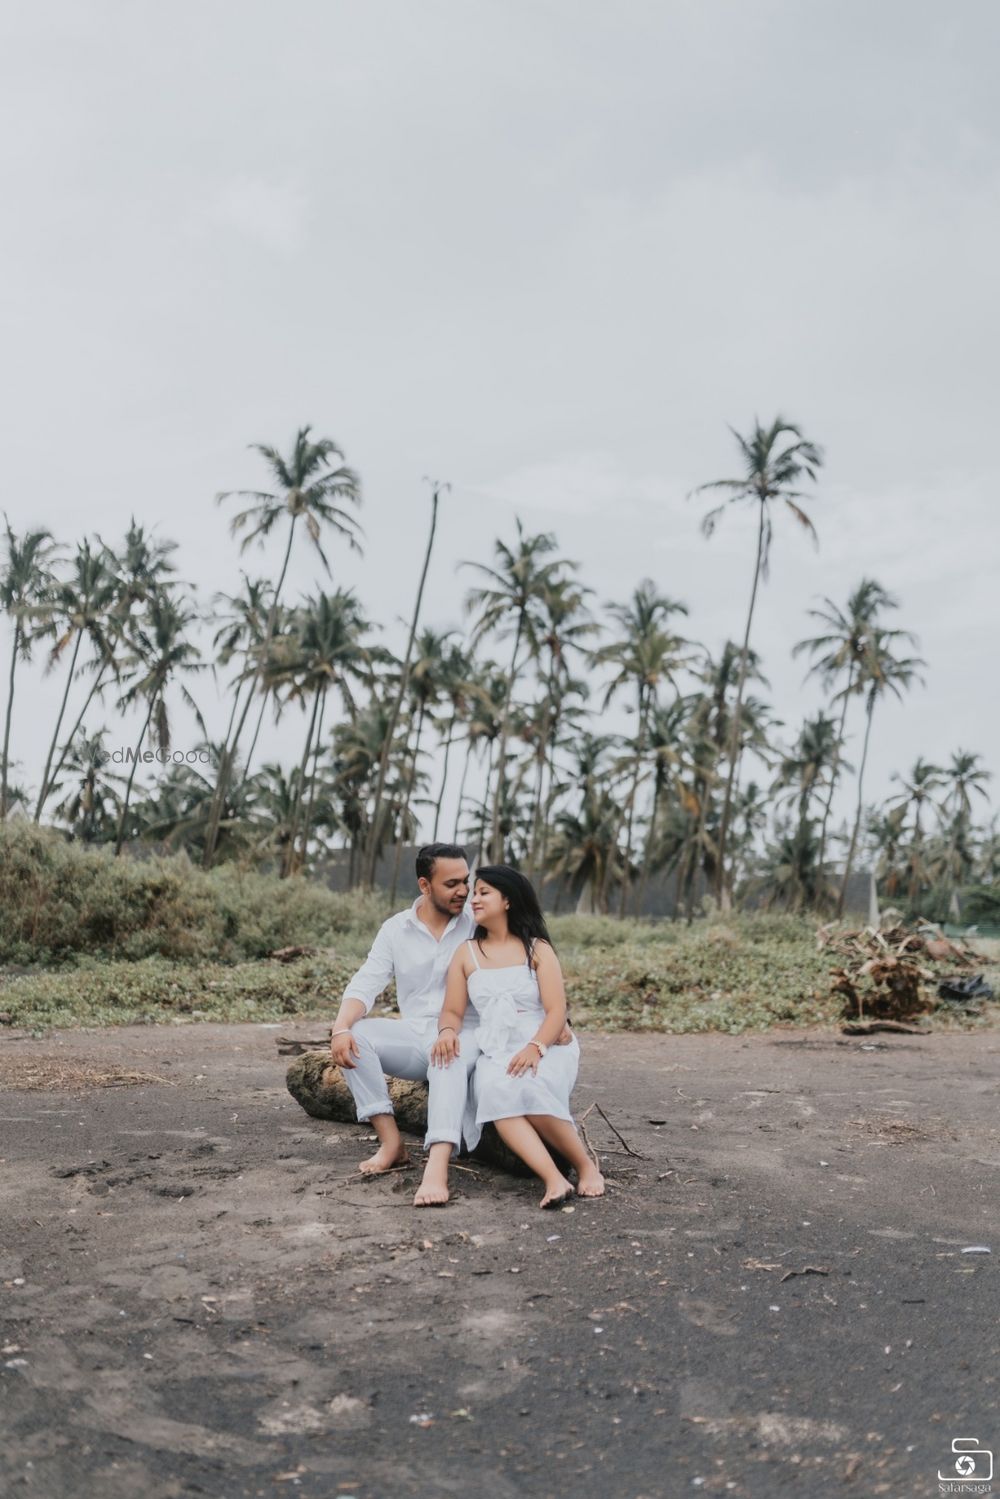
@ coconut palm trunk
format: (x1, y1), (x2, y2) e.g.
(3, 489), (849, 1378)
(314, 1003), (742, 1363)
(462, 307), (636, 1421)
(114, 695), (156, 855)
(432, 711), (459, 841)
(487, 613), (524, 862)
(1, 619), (21, 819)
(34, 630), (84, 822)
(389, 702), (426, 904)
(714, 502), (766, 908)
(363, 485), (441, 888)
(296, 684), (330, 871)
(454, 735), (475, 842)
(535, 706), (565, 885)
(816, 666), (853, 875)
(283, 682), (324, 878)
(618, 686), (648, 917)
(837, 689), (875, 916)
(636, 773), (664, 916)
(40, 656), (121, 820)
(203, 516), (299, 866)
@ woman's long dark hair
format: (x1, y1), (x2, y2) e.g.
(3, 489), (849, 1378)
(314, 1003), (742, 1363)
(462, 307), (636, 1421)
(474, 864), (553, 959)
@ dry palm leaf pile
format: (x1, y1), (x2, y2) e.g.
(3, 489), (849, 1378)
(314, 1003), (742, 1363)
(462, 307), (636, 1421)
(0, 1055), (176, 1091)
(817, 923), (980, 1028)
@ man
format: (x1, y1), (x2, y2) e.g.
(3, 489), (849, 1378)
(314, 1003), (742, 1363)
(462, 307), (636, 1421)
(329, 843), (477, 1207)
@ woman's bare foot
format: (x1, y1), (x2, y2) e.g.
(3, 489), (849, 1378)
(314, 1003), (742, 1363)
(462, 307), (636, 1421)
(413, 1170), (449, 1207)
(540, 1175), (575, 1209)
(358, 1139), (409, 1175)
(414, 1142), (452, 1206)
(575, 1162), (606, 1198)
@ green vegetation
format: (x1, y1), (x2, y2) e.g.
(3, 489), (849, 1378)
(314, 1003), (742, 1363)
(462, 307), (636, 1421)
(3, 427), (996, 924)
(0, 822), (386, 966)
(2, 827), (997, 1036)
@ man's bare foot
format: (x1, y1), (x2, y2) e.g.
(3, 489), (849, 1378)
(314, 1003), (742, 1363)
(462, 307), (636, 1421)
(575, 1163), (605, 1198)
(540, 1175), (575, 1209)
(358, 1140), (409, 1175)
(414, 1167), (450, 1207)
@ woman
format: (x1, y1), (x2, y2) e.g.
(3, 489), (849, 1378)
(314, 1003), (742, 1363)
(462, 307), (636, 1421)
(417, 864), (605, 1209)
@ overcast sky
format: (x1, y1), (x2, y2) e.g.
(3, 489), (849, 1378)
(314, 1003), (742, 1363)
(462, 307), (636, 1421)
(2, 0), (998, 837)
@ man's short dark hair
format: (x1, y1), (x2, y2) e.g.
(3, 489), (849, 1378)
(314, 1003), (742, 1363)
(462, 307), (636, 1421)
(416, 843), (467, 881)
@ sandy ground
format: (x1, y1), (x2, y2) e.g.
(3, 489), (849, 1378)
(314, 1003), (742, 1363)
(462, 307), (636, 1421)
(2, 1020), (999, 1499)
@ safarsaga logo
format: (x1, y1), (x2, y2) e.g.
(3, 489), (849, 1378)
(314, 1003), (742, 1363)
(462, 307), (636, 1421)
(938, 1436), (994, 1494)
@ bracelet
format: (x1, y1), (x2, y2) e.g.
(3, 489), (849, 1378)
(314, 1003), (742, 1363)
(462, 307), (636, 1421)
(527, 1040), (543, 1055)
(330, 1028), (353, 1037)
(437, 1026), (457, 1036)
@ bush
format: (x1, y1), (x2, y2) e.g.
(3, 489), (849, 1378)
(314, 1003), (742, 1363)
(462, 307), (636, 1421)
(0, 822), (388, 965)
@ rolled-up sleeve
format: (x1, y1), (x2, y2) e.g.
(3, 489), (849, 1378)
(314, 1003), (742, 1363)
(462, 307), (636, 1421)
(342, 920), (396, 1014)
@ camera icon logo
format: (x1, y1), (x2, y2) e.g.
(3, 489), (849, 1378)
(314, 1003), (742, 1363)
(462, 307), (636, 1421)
(938, 1437), (993, 1485)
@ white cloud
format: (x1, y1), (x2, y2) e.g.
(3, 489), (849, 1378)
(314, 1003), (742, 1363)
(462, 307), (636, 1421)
(208, 175), (308, 254)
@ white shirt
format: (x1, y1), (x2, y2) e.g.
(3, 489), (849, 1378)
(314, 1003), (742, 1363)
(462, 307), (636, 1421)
(343, 899), (475, 1024)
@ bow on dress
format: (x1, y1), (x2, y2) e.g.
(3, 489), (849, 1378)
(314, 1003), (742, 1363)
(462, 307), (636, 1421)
(475, 987), (528, 1057)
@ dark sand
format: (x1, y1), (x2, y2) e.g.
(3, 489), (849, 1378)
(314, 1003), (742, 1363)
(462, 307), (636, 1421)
(2, 1021), (999, 1498)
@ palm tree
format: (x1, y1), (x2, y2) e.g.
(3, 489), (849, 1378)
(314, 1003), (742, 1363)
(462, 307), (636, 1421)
(753, 817), (828, 912)
(526, 577), (597, 882)
(940, 750), (992, 899)
(464, 520), (571, 861)
(451, 664), (506, 848)
(773, 712), (841, 827)
(635, 696), (690, 912)
(329, 705), (394, 885)
(362, 479), (445, 887)
(887, 758), (944, 905)
(263, 589), (374, 876)
(430, 642), (477, 841)
(1, 520), (59, 819)
(211, 574), (274, 752)
(545, 734), (621, 913)
(206, 425), (362, 866)
(43, 521), (181, 821)
(388, 625), (454, 894)
(693, 416), (823, 906)
(596, 580), (690, 915)
(50, 728), (126, 843)
(793, 579), (898, 874)
(113, 590), (205, 855)
(837, 626), (925, 914)
(33, 539), (118, 823)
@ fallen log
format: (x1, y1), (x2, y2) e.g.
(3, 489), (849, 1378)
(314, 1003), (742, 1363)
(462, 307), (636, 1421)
(285, 1051), (538, 1176)
(841, 1020), (931, 1036)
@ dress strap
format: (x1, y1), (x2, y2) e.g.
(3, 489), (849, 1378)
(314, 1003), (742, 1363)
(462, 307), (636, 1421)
(466, 939), (481, 970)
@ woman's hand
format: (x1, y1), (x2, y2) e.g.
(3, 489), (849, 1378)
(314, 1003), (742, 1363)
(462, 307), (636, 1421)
(507, 1045), (540, 1078)
(430, 1030), (460, 1068)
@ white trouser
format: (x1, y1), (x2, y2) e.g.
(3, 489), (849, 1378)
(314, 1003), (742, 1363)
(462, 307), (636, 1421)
(340, 1017), (482, 1154)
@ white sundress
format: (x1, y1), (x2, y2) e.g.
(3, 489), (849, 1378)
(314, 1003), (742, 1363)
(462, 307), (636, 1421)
(465, 940), (580, 1128)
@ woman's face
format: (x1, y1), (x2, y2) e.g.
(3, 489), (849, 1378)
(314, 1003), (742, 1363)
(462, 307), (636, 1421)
(471, 879), (508, 926)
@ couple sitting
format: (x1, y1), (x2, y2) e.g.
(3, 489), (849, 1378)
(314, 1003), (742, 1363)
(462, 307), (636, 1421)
(329, 843), (604, 1208)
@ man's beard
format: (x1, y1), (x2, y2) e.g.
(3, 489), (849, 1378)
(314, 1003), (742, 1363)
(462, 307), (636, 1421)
(430, 893), (463, 919)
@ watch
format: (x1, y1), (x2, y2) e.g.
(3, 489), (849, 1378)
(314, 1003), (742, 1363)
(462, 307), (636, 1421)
(529, 1040), (547, 1057)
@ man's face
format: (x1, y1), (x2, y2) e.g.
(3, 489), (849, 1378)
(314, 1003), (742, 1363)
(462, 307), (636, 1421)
(420, 857), (470, 918)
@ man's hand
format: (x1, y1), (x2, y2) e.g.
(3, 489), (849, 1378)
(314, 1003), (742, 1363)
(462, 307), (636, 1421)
(430, 1031), (460, 1069)
(330, 1029), (361, 1070)
(555, 1022), (573, 1046)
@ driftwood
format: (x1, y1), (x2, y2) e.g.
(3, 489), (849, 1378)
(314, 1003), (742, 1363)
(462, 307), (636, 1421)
(842, 1020), (931, 1036)
(285, 1051), (539, 1176)
(819, 922), (980, 1026)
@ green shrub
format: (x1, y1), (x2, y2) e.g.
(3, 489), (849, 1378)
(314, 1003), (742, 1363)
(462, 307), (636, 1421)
(0, 822), (388, 964)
